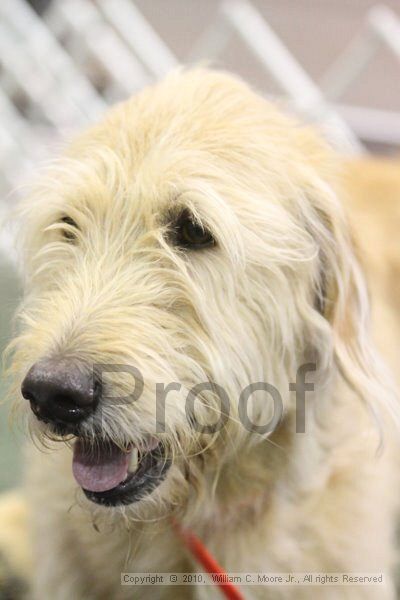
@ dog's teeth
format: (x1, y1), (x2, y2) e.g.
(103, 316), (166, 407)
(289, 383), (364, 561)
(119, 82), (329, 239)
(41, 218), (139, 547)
(129, 448), (139, 473)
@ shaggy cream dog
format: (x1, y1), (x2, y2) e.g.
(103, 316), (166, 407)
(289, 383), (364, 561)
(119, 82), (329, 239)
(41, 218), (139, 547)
(1, 69), (400, 599)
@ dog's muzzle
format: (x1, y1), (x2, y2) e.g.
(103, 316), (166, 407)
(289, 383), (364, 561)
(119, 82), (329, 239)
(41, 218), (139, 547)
(21, 358), (99, 431)
(21, 358), (171, 507)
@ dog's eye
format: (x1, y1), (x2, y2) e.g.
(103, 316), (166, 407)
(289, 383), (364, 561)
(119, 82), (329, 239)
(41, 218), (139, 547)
(174, 212), (215, 250)
(60, 216), (78, 241)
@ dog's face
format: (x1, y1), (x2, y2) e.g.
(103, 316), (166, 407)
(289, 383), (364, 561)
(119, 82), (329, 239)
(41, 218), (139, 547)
(7, 70), (372, 516)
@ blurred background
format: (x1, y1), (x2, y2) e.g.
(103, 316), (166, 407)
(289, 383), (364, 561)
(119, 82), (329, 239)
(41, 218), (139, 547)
(1, 0), (399, 492)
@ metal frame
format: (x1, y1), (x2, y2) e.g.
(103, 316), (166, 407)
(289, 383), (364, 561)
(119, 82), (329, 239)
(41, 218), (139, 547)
(94, 0), (178, 78)
(190, 0), (400, 149)
(45, 0), (151, 101)
(321, 5), (400, 100)
(319, 4), (400, 146)
(188, 0), (364, 154)
(1, 0), (399, 229)
(0, 0), (107, 126)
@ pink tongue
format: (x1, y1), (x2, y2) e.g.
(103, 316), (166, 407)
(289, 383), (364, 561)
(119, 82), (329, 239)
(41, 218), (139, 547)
(73, 440), (131, 493)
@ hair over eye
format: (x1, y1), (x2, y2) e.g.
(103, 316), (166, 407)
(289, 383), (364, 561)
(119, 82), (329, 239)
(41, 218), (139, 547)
(60, 216), (79, 241)
(172, 210), (215, 250)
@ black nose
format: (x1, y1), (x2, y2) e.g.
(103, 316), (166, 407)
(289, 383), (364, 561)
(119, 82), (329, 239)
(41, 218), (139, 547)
(21, 359), (99, 428)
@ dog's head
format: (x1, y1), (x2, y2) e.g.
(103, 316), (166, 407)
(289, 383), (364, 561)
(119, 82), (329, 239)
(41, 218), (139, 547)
(6, 69), (392, 517)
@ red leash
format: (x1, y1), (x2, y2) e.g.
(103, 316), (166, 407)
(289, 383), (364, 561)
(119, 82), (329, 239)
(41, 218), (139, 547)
(171, 519), (245, 600)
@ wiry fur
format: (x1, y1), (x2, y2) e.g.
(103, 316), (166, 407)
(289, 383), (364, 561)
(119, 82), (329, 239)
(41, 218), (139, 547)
(3, 69), (400, 599)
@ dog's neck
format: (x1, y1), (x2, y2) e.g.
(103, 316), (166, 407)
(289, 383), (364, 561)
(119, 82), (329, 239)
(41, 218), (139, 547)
(185, 390), (351, 537)
(180, 417), (294, 536)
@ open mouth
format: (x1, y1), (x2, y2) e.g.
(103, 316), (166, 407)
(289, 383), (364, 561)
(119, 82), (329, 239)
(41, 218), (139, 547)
(72, 438), (171, 507)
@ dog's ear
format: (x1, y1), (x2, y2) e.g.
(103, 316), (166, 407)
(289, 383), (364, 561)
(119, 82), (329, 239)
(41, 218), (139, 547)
(308, 178), (398, 429)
